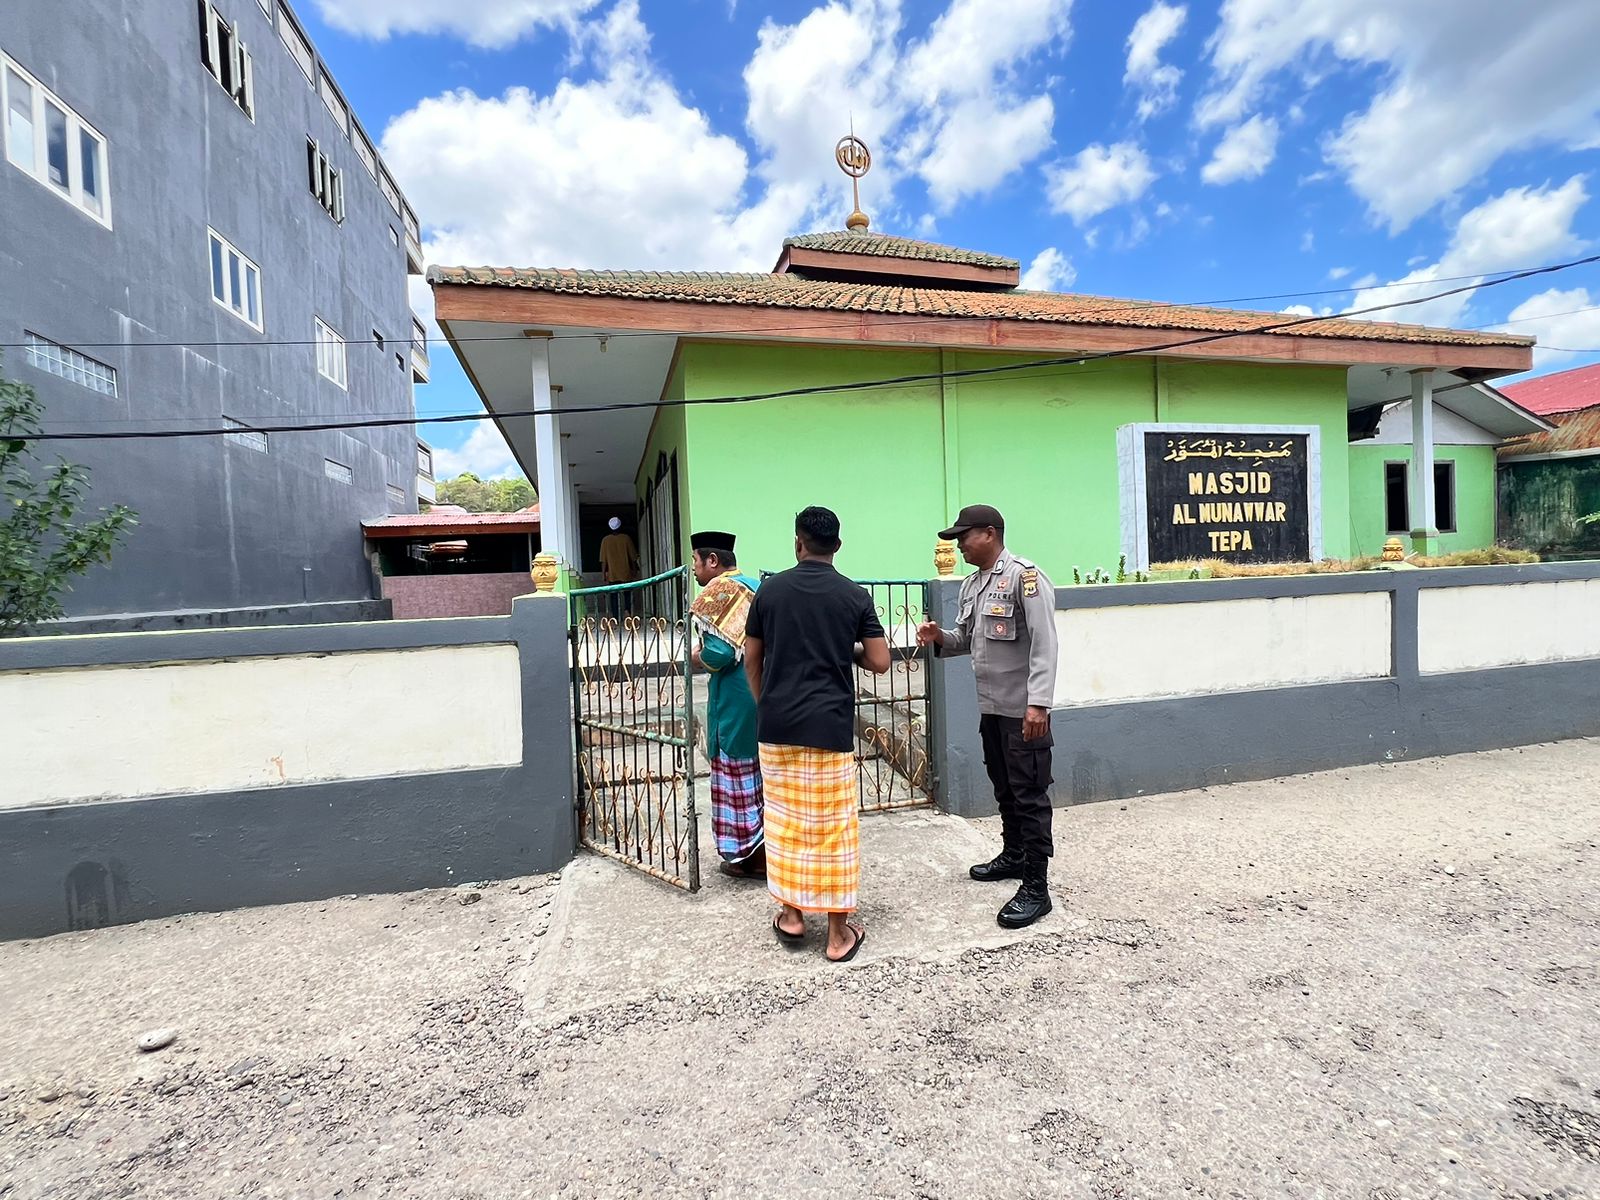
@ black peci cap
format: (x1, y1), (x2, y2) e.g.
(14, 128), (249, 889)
(690, 530), (736, 554)
(938, 504), (1004, 540)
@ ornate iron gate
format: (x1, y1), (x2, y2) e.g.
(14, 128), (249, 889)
(854, 579), (938, 812)
(569, 568), (700, 891)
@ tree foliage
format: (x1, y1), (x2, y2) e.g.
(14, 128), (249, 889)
(433, 473), (536, 513)
(1, 364), (136, 633)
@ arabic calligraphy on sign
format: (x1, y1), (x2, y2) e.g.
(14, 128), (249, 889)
(1161, 437), (1296, 466)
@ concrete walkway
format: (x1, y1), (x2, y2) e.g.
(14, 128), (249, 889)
(3, 740), (1598, 1198)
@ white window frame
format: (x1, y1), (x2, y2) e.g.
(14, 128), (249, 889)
(352, 125), (377, 179)
(318, 69), (348, 137)
(379, 169), (401, 217)
(256, 0), (272, 18)
(198, 2), (255, 121)
(324, 459), (353, 485)
(417, 444), (434, 478)
(306, 137), (344, 223)
(223, 417), (269, 453)
(1, 53), (112, 229)
(24, 332), (118, 397)
(315, 317), (347, 389)
(278, 6), (314, 85)
(208, 228), (263, 331)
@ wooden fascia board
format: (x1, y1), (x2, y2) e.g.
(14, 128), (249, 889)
(431, 284), (1534, 374)
(778, 246), (1020, 287)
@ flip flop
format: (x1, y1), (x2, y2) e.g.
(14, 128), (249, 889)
(827, 923), (866, 964)
(772, 912), (805, 944)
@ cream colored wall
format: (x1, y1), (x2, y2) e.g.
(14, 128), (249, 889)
(1418, 579), (1600, 673)
(1054, 592), (1393, 706)
(0, 644), (522, 809)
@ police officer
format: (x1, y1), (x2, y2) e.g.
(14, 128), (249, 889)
(916, 504), (1058, 928)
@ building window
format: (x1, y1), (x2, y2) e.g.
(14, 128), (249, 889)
(1383, 462), (1409, 535)
(417, 444), (433, 478)
(208, 228), (262, 330)
(306, 138), (343, 222)
(388, 225), (400, 247)
(278, 6), (314, 84)
(387, 484), (406, 508)
(24, 332), (117, 397)
(1434, 461), (1457, 534)
(223, 417), (268, 453)
(325, 459), (352, 485)
(373, 329), (385, 349)
(198, 2), (255, 120)
(314, 317), (347, 388)
(2, 55), (112, 227)
(353, 126), (377, 179)
(256, 0), (272, 17)
(395, 351), (405, 372)
(318, 69), (348, 137)
(379, 170), (401, 217)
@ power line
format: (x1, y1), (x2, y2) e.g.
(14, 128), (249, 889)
(0, 256), (1590, 354)
(12, 250), (1595, 444)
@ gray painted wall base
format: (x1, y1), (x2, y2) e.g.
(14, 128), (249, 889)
(929, 564), (1600, 817)
(21, 599), (392, 637)
(0, 595), (576, 942)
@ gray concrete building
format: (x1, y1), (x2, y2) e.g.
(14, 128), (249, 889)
(0, 0), (430, 623)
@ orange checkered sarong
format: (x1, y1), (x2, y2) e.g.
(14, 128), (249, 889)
(759, 743), (858, 913)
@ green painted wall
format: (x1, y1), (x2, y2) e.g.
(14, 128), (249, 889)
(633, 362), (692, 566)
(671, 342), (1390, 581)
(1499, 456), (1600, 557)
(1348, 444), (1496, 557)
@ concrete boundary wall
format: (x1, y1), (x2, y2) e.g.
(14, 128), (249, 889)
(0, 596), (575, 941)
(930, 561), (1600, 816)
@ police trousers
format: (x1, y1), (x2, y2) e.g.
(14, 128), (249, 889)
(978, 713), (1055, 860)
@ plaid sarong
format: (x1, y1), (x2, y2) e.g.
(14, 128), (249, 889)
(711, 753), (764, 863)
(759, 743), (858, 912)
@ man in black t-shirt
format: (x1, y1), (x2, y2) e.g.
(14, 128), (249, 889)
(744, 506), (890, 963)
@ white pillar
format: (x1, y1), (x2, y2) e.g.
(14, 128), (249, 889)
(530, 338), (572, 568)
(1409, 369), (1437, 544)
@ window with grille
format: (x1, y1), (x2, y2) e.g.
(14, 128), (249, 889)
(314, 317), (347, 388)
(24, 332), (117, 397)
(223, 418), (268, 453)
(324, 459), (352, 485)
(306, 138), (343, 222)
(208, 228), (263, 330)
(2, 54), (111, 227)
(198, 2), (255, 119)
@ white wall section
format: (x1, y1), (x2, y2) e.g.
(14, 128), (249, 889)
(0, 644), (522, 809)
(1418, 579), (1600, 674)
(1055, 592), (1392, 706)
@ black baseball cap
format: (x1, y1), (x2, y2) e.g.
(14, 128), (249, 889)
(939, 504), (1005, 540)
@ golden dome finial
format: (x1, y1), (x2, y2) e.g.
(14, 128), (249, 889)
(836, 127), (871, 232)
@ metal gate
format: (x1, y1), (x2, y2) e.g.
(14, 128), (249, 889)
(569, 568), (700, 891)
(854, 579), (938, 812)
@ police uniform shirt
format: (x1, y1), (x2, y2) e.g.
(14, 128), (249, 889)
(936, 550), (1058, 717)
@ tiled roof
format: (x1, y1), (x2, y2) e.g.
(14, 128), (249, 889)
(362, 505), (541, 537)
(782, 230), (1018, 270)
(428, 265), (1533, 349)
(1499, 363), (1600, 416)
(1500, 403), (1600, 458)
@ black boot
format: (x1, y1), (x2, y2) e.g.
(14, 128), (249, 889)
(969, 846), (1026, 882)
(997, 857), (1052, 928)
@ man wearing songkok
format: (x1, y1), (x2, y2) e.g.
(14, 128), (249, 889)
(743, 507), (890, 963)
(689, 530), (766, 878)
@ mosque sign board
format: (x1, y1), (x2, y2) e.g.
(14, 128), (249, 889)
(1117, 423), (1323, 570)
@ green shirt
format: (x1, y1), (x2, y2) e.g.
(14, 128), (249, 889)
(700, 572), (760, 760)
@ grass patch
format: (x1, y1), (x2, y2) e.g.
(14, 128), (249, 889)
(1152, 546), (1540, 579)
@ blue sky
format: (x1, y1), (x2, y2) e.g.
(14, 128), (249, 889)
(296, 0), (1600, 480)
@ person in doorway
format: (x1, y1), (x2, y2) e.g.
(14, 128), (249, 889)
(689, 531), (766, 878)
(744, 507), (891, 963)
(598, 516), (640, 621)
(916, 504), (1059, 929)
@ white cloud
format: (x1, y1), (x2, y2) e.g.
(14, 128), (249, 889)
(1020, 246), (1076, 291)
(1124, 2), (1186, 121)
(430, 420), (526, 480)
(1281, 303), (1334, 317)
(313, 0), (601, 47)
(1327, 266), (1351, 281)
(1196, 0), (1600, 230)
(1495, 287), (1600, 369)
(1200, 114), (1278, 184)
(1045, 142), (1156, 224)
(1351, 176), (1590, 328)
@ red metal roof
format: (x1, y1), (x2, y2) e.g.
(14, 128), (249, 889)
(1500, 404), (1600, 459)
(362, 504), (540, 539)
(1499, 363), (1600, 416)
